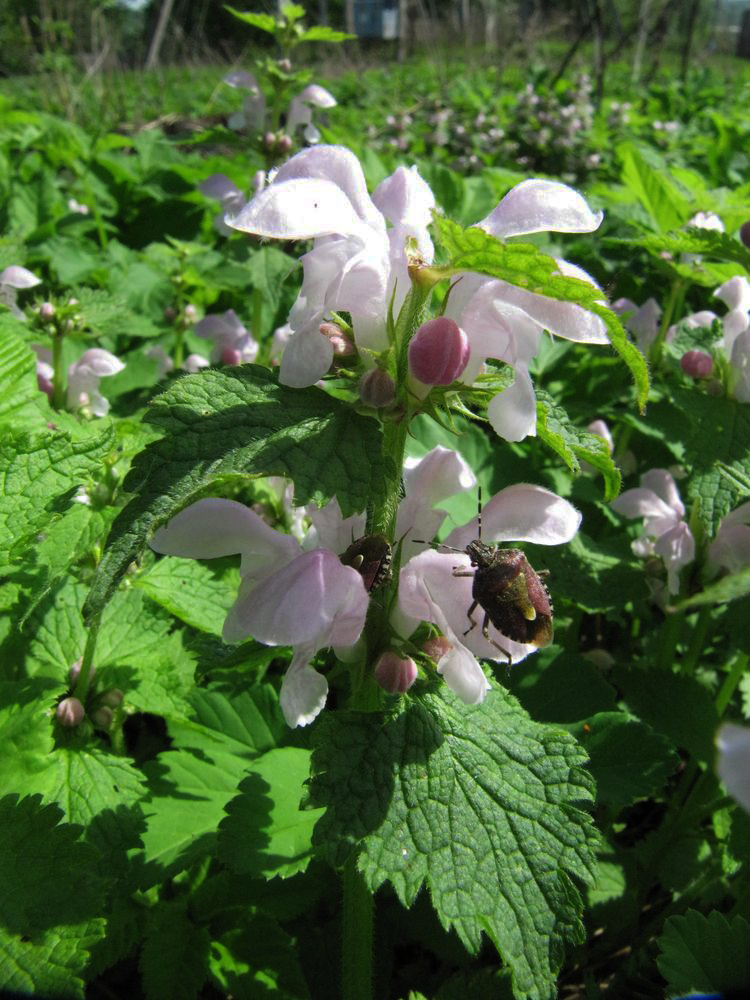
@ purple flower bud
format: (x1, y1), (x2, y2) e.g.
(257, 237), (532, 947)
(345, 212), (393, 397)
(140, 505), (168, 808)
(422, 636), (454, 661)
(409, 317), (470, 386)
(374, 652), (417, 694)
(220, 346), (243, 366)
(680, 350), (713, 379)
(56, 697), (85, 727)
(359, 369), (396, 408)
(99, 688), (124, 708)
(69, 658), (95, 686)
(277, 134), (293, 154)
(39, 302), (55, 320)
(184, 304), (198, 323)
(91, 706), (113, 729)
(740, 221), (750, 249)
(263, 131), (276, 150)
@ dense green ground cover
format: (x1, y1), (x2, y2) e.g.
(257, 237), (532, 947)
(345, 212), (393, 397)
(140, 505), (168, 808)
(2, 38), (750, 1000)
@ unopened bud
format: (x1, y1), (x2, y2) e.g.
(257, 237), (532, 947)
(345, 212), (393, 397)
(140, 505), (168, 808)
(359, 369), (396, 408)
(91, 706), (113, 729)
(374, 652), (418, 694)
(163, 306), (176, 322)
(408, 317), (470, 386)
(99, 688), (124, 708)
(278, 58), (292, 72)
(220, 346), (243, 366)
(680, 349), (713, 379)
(263, 131), (276, 150)
(39, 302), (55, 320)
(320, 321), (354, 356)
(67, 298), (79, 307)
(422, 636), (454, 662)
(184, 304), (198, 323)
(277, 134), (293, 154)
(740, 221), (750, 249)
(69, 658), (94, 685)
(56, 697), (85, 727)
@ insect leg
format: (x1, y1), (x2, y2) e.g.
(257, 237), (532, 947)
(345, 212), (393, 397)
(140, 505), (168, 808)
(463, 599), (479, 636)
(481, 611), (513, 664)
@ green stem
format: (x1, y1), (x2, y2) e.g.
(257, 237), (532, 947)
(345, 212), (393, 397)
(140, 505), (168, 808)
(252, 287), (263, 344)
(174, 325), (185, 369)
(656, 609), (683, 670)
(74, 611), (101, 702)
(680, 607), (712, 675)
(716, 652), (748, 716)
(650, 278), (684, 367)
(51, 332), (66, 411)
(342, 856), (373, 1000)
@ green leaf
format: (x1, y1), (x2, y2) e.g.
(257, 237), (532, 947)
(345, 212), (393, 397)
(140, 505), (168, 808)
(139, 900), (210, 1000)
(0, 920), (105, 999)
(638, 227), (750, 273)
(135, 556), (240, 635)
(536, 390), (621, 501)
(504, 649), (617, 724)
(657, 909), (750, 995)
(0, 425), (114, 573)
(618, 143), (691, 233)
(675, 564), (750, 610)
(566, 713), (679, 807)
(208, 916), (311, 1000)
(0, 315), (42, 428)
(311, 685), (597, 1000)
(432, 216), (649, 413)
(84, 365), (385, 620)
(0, 794), (104, 934)
(224, 6), (277, 33)
(218, 747), (323, 879)
(246, 245), (298, 324)
(298, 26), (354, 42)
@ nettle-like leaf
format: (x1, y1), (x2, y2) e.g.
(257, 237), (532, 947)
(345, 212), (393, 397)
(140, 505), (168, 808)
(208, 915), (312, 1000)
(0, 920), (105, 1000)
(135, 556), (240, 636)
(84, 365), (386, 620)
(536, 389), (621, 501)
(0, 424), (114, 573)
(432, 215), (649, 412)
(299, 25), (354, 42)
(0, 315), (44, 428)
(617, 142), (692, 233)
(224, 6), (277, 33)
(311, 685), (597, 1000)
(676, 565), (750, 610)
(639, 227), (750, 273)
(139, 899), (211, 1000)
(657, 909), (750, 995)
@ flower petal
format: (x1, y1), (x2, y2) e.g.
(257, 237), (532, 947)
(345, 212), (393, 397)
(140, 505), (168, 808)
(229, 177), (365, 239)
(279, 647), (328, 727)
(477, 178), (603, 239)
(397, 446), (475, 557)
(150, 498), (301, 580)
(71, 348), (125, 377)
(279, 323), (333, 387)
(640, 469), (685, 516)
(487, 366), (538, 442)
(224, 549), (368, 648)
(304, 496), (366, 554)
(0, 265), (41, 289)
(717, 723), (750, 812)
(445, 484), (581, 550)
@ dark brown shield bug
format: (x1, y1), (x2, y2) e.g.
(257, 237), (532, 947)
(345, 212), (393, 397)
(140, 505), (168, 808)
(340, 534), (392, 592)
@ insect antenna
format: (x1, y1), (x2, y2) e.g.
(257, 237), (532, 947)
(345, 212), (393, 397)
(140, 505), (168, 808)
(477, 485), (483, 542)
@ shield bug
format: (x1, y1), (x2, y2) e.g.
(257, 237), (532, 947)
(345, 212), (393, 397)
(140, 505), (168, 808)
(450, 491), (553, 662)
(340, 534), (392, 592)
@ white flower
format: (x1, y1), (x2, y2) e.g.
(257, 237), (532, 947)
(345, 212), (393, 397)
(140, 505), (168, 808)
(67, 348), (125, 416)
(717, 723), (750, 812)
(715, 276), (750, 355)
(612, 297), (662, 353)
(707, 500), (750, 575)
(0, 265), (41, 320)
(194, 310), (258, 364)
(286, 84), (337, 143)
(224, 71), (266, 132)
(611, 468), (695, 594)
(199, 174), (247, 235)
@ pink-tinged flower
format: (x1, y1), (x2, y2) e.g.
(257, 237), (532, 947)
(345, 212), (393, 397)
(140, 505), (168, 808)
(67, 348), (125, 416)
(199, 174), (246, 235)
(374, 652), (418, 694)
(612, 297), (662, 353)
(667, 309), (718, 341)
(286, 84), (337, 144)
(67, 197), (89, 215)
(0, 265), (41, 320)
(408, 317), (470, 387)
(150, 498), (370, 727)
(225, 70), (266, 132)
(707, 500), (750, 576)
(717, 723), (750, 812)
(145, 346), (210, 377)
(688, 211), (724, 232)
(395, 481), (581, 703)
(194, 310), (258, 364)
(715, 276), (750, 354)
(611, 469), (695, 594)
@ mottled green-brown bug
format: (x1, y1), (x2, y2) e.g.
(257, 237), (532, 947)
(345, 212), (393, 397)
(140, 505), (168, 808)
(340, 534), (392, 592)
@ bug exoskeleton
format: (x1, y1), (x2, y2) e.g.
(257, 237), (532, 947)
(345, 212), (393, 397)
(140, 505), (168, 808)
(340, 534), (393, 592)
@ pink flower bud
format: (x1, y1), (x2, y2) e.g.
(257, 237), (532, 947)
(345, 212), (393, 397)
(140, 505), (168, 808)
(163, 306), (176, 322)
(69, 658), (95, 685)
(220, 346), (243, 366)
(263, 131), (276, 150)
(277, 134), (293, 154)
(319, 321), (354, 356)
(408, 317), (470, 386)
(680, 350), (713, 379)
(56, 697), (85, 727)
(374, 653), (418, 694)
(359, 369), (396, 408)
(740, 221), (750, 249)
(39, 302), (55, 320)
(184, 304), (198, 323)
(422, 636), (454, 662)
(100, 688), (124, 708)
(278, 58), (292, 72)
(37, 370), (53, 399)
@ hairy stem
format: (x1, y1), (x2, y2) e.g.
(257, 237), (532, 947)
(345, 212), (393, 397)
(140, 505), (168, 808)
(342, 856), (374, 1000)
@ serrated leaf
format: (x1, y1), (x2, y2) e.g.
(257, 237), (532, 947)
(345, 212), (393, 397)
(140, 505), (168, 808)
(567, 713), (679, 806)
(135, 556), (239, 635)
(209, 916), (311, 1000)
(0, 919), (106, 999)
(140, 900), (210, 1000)
(219, 746), (323, 879)
(311, 685), (597, 1000)
(675, 564), (750, 610)
(0, 794), (104, 934)
(536, 390), (621, 501)
(657, 909), (750, 995)
(0, 425), (114, 573)
(640, 227), (750, 272)
(618, 143), (691, 232)
(0, 316), (42, 427)
(225, 6), (276, 32)
(246, 245), (298, 322)
(298, 25), (353, 42)
(83, 365), (385, 620)
(432, 215), (649, 412)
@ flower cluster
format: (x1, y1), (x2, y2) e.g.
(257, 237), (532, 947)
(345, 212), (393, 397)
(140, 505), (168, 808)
(150, 446), (580, 727)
